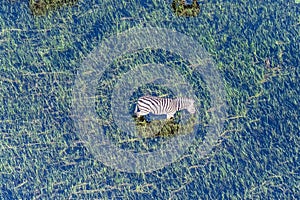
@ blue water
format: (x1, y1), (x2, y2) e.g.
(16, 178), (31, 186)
(0, 0), (299, 199)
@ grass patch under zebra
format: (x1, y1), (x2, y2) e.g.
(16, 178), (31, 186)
(133, 115), (199, 138)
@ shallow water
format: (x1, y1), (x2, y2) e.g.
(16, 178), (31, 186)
(0, 0), (299, 199)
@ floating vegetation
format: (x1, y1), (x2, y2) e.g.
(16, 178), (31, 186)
(171, 0), (200, 17)
(29, 0), (78, 16)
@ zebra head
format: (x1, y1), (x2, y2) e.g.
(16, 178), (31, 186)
(176, 98), (196, 114)
(186, 99), (196, 114)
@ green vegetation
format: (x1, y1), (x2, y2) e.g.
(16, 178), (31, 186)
(171, 0), (200, 17)
(29, 0), (78, 16)
(0, 0), (299, 199)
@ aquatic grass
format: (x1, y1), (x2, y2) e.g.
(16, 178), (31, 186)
(0, 0), (299, 199)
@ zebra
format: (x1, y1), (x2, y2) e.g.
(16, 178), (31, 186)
(134, 95), (196, 119)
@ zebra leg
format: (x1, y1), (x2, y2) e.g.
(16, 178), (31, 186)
(135, 111), (149, 118)
(135, 111), (141, 117)
(166, 113), (175, 119)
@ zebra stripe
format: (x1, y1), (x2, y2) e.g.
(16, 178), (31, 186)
(134, 95), (195, 119)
